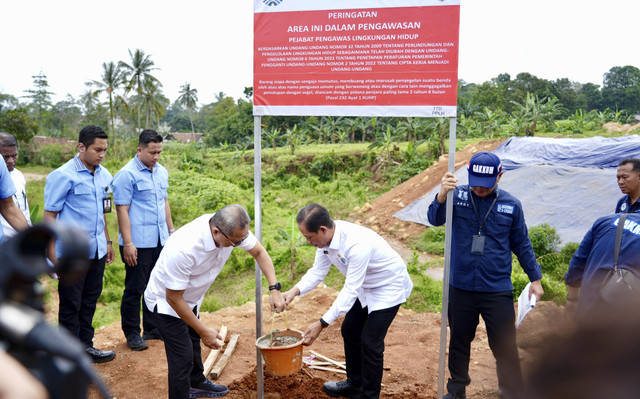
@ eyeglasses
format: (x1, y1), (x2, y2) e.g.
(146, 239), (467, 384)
(216, 225), (248, 247)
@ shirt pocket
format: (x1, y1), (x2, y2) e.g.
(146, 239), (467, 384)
(455, 205), (475, 222)
(73, 184), (93, 195)
(72, 184), (95, 214)
(492, 213), (513, 241)
(134, 181), (154, 201)
(159, 180), (169, 199)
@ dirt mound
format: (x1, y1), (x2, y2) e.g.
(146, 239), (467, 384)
(81, 138), (566, 399)
(86, 285), (566, 399)
(602, 122), (640, 133)
(353, 139), (506, 241)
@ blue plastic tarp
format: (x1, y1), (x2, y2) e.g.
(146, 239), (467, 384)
(394, 136), (640, 246)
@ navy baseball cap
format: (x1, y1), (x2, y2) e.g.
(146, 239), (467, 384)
(468, 151), (502, 188)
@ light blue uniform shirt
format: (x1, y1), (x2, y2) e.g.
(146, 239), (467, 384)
(44, 155), (113, 259)
(0, 157), (17, 243)
(112, 155), (169, 248)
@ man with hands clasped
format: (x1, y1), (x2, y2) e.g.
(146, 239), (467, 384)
(427, 151), (543, 399)
(112, 129), (175, 351)
(283, 203), (412, 399)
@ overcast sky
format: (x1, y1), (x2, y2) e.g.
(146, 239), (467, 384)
(1, 0), (638, 106)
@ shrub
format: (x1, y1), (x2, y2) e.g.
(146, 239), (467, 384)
(32, 144), (73, 167)
(528, 223), (561, 258)
(410, 226), (446, 255)
(168, 170), (245, 226)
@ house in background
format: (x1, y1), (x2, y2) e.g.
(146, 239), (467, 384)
(163, 132), (204, 143)
(27, 136), (78, 165)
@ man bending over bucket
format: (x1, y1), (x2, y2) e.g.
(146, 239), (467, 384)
(283, 203), (413, 399)
(144, 204), (285, 399)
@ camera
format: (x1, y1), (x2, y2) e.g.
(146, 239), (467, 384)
(0, 224), (112, 399)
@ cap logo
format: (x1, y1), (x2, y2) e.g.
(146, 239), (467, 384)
(472, 165), (495, 175)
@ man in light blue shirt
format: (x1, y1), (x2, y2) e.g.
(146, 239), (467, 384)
(44, 125), (116, 363)
(0, 154), (29, 243)
(112, 129), (175, 351)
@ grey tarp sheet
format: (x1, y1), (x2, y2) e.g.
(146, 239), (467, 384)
(394, 136), (640, 246)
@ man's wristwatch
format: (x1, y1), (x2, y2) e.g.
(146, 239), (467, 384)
(106, 240), (113, 246)
(269, 282), (282, 291)
(319, 317), (329, 328)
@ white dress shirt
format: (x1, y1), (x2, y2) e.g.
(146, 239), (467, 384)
(295, 220), (413, 325)
(0, 168), (31, 237)
(144, 213), (258, 319)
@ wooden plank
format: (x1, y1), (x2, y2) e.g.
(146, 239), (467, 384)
(309, 350), (346, 370)
(211, 334), (240, 379)
(203, 326), (228, 377)
(307, 361), (345, 367)
(309, 365), (347, 374)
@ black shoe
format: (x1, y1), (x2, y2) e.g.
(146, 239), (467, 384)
(189, 378), (229, 398)
(323, 380), (361, 398)
(142, 329), (163, 341)
(86, 347), (116, 363)
(443, 392), (466, 399)
(126, 334), (149, 351)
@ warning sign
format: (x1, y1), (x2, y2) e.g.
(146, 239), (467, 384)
(254, 0), (460, 117)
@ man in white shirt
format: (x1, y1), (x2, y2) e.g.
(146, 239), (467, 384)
(283, 203), (413, 399)
(0, 132), (31, 237)
(145, 204), (285, 399)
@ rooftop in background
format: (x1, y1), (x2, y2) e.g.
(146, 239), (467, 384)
(29, 136), (76, 152)
(163, 133), (204, 144)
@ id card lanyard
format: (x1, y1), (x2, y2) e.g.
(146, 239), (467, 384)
(468, 189), (498, 256)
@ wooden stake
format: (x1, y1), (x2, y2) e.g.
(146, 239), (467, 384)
(203, 326), (228, 377)
(308, 365), (347, 374)
(211, 334), (240, 379)
(309, 350), (346, 370)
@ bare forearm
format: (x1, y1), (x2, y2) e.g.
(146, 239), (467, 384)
(165, 199), (174, 232)
(0, 198), (29, 232)
(115, 205), (132, 244)
(166, 290), (207, 335)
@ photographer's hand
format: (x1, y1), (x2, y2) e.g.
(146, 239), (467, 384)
(0, 350), (49, 399)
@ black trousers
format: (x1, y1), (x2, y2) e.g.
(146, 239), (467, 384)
(154, 307), (207, 399)
(58, 254), (106, 347)
(120, 243), (162, 337)
(342, 299), (400, 399)
(447, 286), (523, 397)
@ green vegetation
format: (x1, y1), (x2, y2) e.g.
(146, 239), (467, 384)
(5, 51), (637, 327)
(21, 131), (589, 329)
(410, 219), (577, 306)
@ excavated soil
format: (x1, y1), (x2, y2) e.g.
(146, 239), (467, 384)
(82, 287), (568, 399)
(61, 139), (574, 399)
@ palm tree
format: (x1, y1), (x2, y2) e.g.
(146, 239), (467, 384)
(214, 91), (226, 103)
(89, 61), (126, 135)
(177, 82), (199, 133)
(119, 48), (158, 131)
(140, 78), (168, 128)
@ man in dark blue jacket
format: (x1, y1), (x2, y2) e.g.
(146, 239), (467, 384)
(565, 212), (640, 318)
(615, 158), (640, 213)
(428, 151), (543, 399)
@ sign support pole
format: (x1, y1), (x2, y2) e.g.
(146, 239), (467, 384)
(437, 116), (457, 399)
(254, 115), (265, 399)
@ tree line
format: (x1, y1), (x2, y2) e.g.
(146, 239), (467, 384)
(1, 47), (638, 149)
